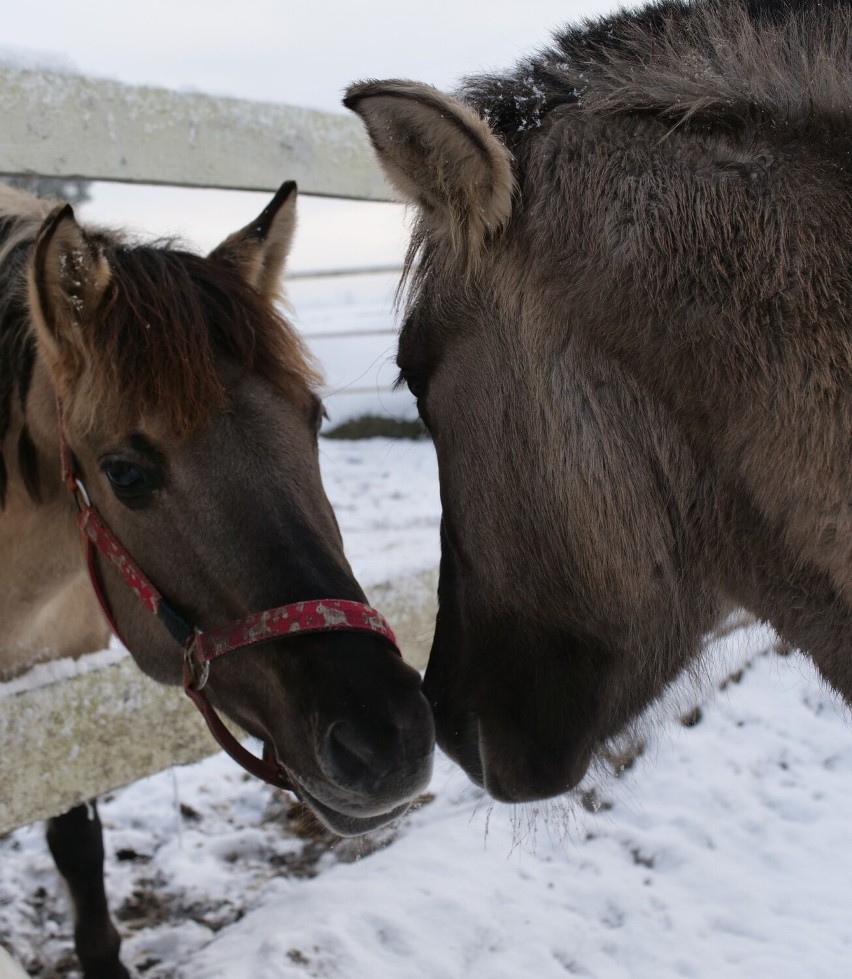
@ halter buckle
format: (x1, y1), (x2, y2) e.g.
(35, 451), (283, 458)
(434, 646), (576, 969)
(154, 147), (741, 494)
(183, 634), (210, 691)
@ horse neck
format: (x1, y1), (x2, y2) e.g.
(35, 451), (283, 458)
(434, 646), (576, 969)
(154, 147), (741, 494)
(0, 348), (109, 681)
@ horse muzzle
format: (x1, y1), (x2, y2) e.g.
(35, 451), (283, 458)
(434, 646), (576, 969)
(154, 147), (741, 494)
(431, 705), (592, 803)
(256, 640), (436, 835)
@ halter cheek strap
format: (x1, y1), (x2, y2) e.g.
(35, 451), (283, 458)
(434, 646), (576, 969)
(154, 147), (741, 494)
(57, 405), (400, 792)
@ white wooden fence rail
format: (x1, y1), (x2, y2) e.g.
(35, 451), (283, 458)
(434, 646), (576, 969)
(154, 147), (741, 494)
(0, 65), (393, 199)
(0, 66), (437, 836)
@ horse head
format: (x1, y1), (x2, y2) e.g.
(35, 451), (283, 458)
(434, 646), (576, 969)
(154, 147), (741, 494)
(17, 182), (434, 833)
(346, 2), (851, 803)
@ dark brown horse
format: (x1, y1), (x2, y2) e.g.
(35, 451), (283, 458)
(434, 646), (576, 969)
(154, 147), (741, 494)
(346, 0), (851, 804)
(0, 182), (434, 977)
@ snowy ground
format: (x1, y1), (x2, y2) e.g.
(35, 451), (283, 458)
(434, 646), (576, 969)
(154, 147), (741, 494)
(2, 438), (851, 978)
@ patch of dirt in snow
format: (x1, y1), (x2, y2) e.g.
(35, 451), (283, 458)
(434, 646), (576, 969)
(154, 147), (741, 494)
(0, 769), (434, 978)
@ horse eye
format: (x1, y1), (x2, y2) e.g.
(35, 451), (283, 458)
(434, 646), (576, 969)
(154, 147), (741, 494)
(398, 369), (427, 400)
(101, 459), (151, 501)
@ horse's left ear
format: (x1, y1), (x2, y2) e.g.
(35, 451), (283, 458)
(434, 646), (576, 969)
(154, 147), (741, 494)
(344, 80), (514, 256)
(209, 180), (297, 299)
(28, 203), (112, 379)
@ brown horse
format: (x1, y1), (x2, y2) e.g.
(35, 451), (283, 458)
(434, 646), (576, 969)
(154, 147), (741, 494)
(346, 0), (851, 804)
(0, 182), (434, 977)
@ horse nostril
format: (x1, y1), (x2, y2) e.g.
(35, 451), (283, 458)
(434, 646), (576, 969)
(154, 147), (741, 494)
(321, 720), (383, 788)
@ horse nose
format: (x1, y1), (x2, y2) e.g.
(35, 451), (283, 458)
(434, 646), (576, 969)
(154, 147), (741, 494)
(321, 720), (384, 786)
(319, 698), (435, 795)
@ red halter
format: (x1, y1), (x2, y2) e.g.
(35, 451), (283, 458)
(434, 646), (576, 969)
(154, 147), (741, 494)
(56, 406), (400, 792)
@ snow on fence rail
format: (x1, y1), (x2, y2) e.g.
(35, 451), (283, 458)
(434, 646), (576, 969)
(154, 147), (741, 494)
(0, 66), (436, 835)
(0, 64), (393, 200)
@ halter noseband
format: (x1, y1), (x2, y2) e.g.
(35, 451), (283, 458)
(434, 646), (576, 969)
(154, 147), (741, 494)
(56, 405), (400, 792)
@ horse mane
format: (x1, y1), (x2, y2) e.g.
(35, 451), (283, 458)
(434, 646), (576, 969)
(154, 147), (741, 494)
(0, 185), (321, 505)
(63, 240), (321, 437)
(399, 0), (852, 301)
(460, 0), (852, 143)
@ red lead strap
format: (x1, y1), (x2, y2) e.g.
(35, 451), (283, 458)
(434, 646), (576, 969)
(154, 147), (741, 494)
(57, 403), (400, 792)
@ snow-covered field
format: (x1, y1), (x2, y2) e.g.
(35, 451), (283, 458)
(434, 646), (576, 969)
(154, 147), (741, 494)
(2, 439), (851, 979)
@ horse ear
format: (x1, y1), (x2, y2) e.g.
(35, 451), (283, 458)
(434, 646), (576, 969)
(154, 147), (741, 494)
(344, 80), (514, 255)
(28, 204), (112, 377)
(209, 180), (297, 299)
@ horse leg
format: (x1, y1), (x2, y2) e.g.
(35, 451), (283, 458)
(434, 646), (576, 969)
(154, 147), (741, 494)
(46, 802), (130, 979)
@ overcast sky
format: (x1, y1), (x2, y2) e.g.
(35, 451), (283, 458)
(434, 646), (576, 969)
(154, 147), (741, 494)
(3, 0), (633, 268)
(4, 1), (630, 112)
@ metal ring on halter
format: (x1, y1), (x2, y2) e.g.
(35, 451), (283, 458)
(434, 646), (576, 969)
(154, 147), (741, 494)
(183, 638), (210, 691)
(72, 476), (92, 509)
